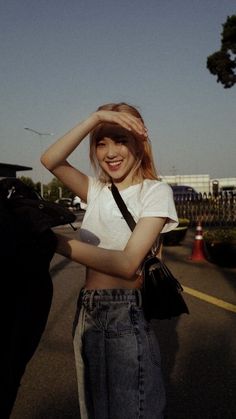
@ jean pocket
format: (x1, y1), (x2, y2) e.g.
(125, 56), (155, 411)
(105, 303), (135, 338)
(86, 305), (109, 331)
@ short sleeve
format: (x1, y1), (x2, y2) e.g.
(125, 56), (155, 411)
(87, 176), (104, 204)
(140, 182), (179, 233)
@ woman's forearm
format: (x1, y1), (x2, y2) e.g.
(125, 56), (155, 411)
(55, 218), (166, 279)
(55, 233), (138, 279)
(41, 113), (99, 171)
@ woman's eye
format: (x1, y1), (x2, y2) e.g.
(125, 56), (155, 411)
(115, 137), (127, 145)
(96, 142), (106, 147)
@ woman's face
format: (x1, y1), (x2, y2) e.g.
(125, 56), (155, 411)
(95, 129), (138, 186)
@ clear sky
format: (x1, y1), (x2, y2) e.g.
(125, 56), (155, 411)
(1, 0), (235, 184)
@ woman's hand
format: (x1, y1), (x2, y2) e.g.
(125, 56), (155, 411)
(93, 110), (148, 139)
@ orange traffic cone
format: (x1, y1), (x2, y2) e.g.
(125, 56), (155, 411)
(189, 221), (206, 261)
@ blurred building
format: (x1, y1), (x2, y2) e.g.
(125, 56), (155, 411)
(0, 163), (235, 195)
(0, 163), (32, 179)
(161, 174), (236, 194)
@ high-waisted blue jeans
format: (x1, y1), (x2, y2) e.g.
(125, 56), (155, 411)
(73, 289), (166, 419)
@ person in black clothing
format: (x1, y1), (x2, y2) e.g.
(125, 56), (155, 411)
(0, 178), (74, 418)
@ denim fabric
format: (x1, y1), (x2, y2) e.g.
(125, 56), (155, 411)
(73, 289), (166, 419)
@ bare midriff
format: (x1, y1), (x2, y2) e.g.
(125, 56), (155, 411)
(84, 268), (142, 290)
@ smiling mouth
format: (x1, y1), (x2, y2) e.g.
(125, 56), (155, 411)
(106, 161), (122, 170)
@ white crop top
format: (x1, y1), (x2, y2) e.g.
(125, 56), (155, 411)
(79, 177), (178, 251)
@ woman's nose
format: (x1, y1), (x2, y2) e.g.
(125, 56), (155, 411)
(106, 142), (118, 158)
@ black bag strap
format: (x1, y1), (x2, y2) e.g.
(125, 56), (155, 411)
(110, 182), (163, 257)
(110, 183), (136, 231)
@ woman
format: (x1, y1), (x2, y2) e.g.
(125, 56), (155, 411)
(41, 102), (178, 419)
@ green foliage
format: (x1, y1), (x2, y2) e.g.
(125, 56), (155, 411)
(178, 218), (190, 227)
(203, 228), (236, 243)
(47, 177), (73, 202)
(207, 15), (236, 88)
(19, 176), (73, 202)
(19, 176), (35, 189)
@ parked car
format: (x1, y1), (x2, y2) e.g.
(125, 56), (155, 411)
(55, 197), (87, 211)
(171, 185), (198, 199)
(72, 196), (81, 210)
(55, 198), (73, 210)
(72, 196), (87, 210)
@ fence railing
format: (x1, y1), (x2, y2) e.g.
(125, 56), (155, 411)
(174, 192), (236, 227)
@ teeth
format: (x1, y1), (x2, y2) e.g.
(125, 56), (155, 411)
(108, 161), (121, 166)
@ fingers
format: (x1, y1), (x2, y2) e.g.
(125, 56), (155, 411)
(96, 110), (148, 139)
(120, 114), (148, 138)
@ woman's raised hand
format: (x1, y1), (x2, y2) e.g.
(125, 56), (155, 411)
(94, 110), (148, 139)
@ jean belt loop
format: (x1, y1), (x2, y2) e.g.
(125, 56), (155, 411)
(89, 290), (95, 310)
(137, 289), (142, 308)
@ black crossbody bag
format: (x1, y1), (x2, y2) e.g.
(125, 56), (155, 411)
(110, 183), (189, 320)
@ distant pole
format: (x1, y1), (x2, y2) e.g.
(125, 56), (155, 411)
(24, 127), (54, 197)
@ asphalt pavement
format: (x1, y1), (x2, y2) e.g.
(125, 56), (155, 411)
(10, 224), (236, 419)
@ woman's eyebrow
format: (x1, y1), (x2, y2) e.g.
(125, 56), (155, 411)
(112, 134), (128, 140)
